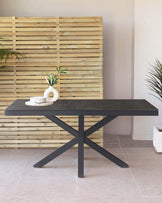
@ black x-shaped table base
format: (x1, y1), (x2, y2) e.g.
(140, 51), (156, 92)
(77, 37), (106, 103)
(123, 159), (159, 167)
(33, 115), (129, 177)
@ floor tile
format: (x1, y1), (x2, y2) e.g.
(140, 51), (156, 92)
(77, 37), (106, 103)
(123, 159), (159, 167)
(0, 135), (162, 203)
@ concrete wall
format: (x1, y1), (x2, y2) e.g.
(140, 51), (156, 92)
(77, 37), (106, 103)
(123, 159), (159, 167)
(133, 0), (162, 140)
(0, 0), (134, 136)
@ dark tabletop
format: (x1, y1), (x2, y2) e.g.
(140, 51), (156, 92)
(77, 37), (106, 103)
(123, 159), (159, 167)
(5, 99), (158, 116)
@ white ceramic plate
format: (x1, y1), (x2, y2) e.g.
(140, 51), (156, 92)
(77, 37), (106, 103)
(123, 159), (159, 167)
(25, 101), (53, 106)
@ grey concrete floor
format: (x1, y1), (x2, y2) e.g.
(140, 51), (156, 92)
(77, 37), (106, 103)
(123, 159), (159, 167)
(0, 135), (162, 203)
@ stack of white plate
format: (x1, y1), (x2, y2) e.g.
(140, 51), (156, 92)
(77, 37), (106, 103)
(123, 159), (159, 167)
(25, 96), (53, 106)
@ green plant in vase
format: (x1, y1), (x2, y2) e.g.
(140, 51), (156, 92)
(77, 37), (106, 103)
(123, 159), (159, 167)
(147, 59), (162, 152)
(44, 66), (67, 102)
(45, 66), (67, 86)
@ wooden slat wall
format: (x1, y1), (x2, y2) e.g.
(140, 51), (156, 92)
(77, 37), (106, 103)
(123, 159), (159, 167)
(0, 17), (103, 148)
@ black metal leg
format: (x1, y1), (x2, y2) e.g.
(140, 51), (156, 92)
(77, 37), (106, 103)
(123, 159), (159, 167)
(85, 115), (117, 137)
(78, 115), (84, 178)
(46, 115), (79, 138)
(84, 137), (129, 168)
(33, 114), (129, 177)
(34, 138), (77, 168)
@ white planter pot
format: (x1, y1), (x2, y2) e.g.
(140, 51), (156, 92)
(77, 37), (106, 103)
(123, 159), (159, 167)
(44, 86), (59, 103)
(153, 126), (162, 152)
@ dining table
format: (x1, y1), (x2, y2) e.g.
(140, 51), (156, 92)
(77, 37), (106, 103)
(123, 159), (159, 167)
(5, 99), (158, 178)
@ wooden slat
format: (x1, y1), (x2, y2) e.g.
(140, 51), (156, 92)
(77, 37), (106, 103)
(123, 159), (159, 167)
(0, 16), (103, 148)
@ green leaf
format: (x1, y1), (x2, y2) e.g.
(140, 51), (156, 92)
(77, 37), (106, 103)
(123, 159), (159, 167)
(0, 38), (22, 67)
(45, 67), (67, 86)
(57, 66), (67, 74)
(146, 59), (162, 101)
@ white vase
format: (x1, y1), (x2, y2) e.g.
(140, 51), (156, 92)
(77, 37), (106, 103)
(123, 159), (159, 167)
(153, 126), (162, 153)
(44, 86), (59, 103)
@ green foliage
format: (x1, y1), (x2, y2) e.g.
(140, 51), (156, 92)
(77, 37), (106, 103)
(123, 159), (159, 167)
(0, 37), (22, 68)
(46, 73), (58, 86)
(46, 66), (67, 86)
(147, 59), (162, 102)
(56, 66), (67, 74)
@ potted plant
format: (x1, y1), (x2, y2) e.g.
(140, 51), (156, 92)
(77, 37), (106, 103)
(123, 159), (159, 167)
(44, 66), (67, 102)
(147, 59), (162, 152)
(0, 37), (21, 68)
